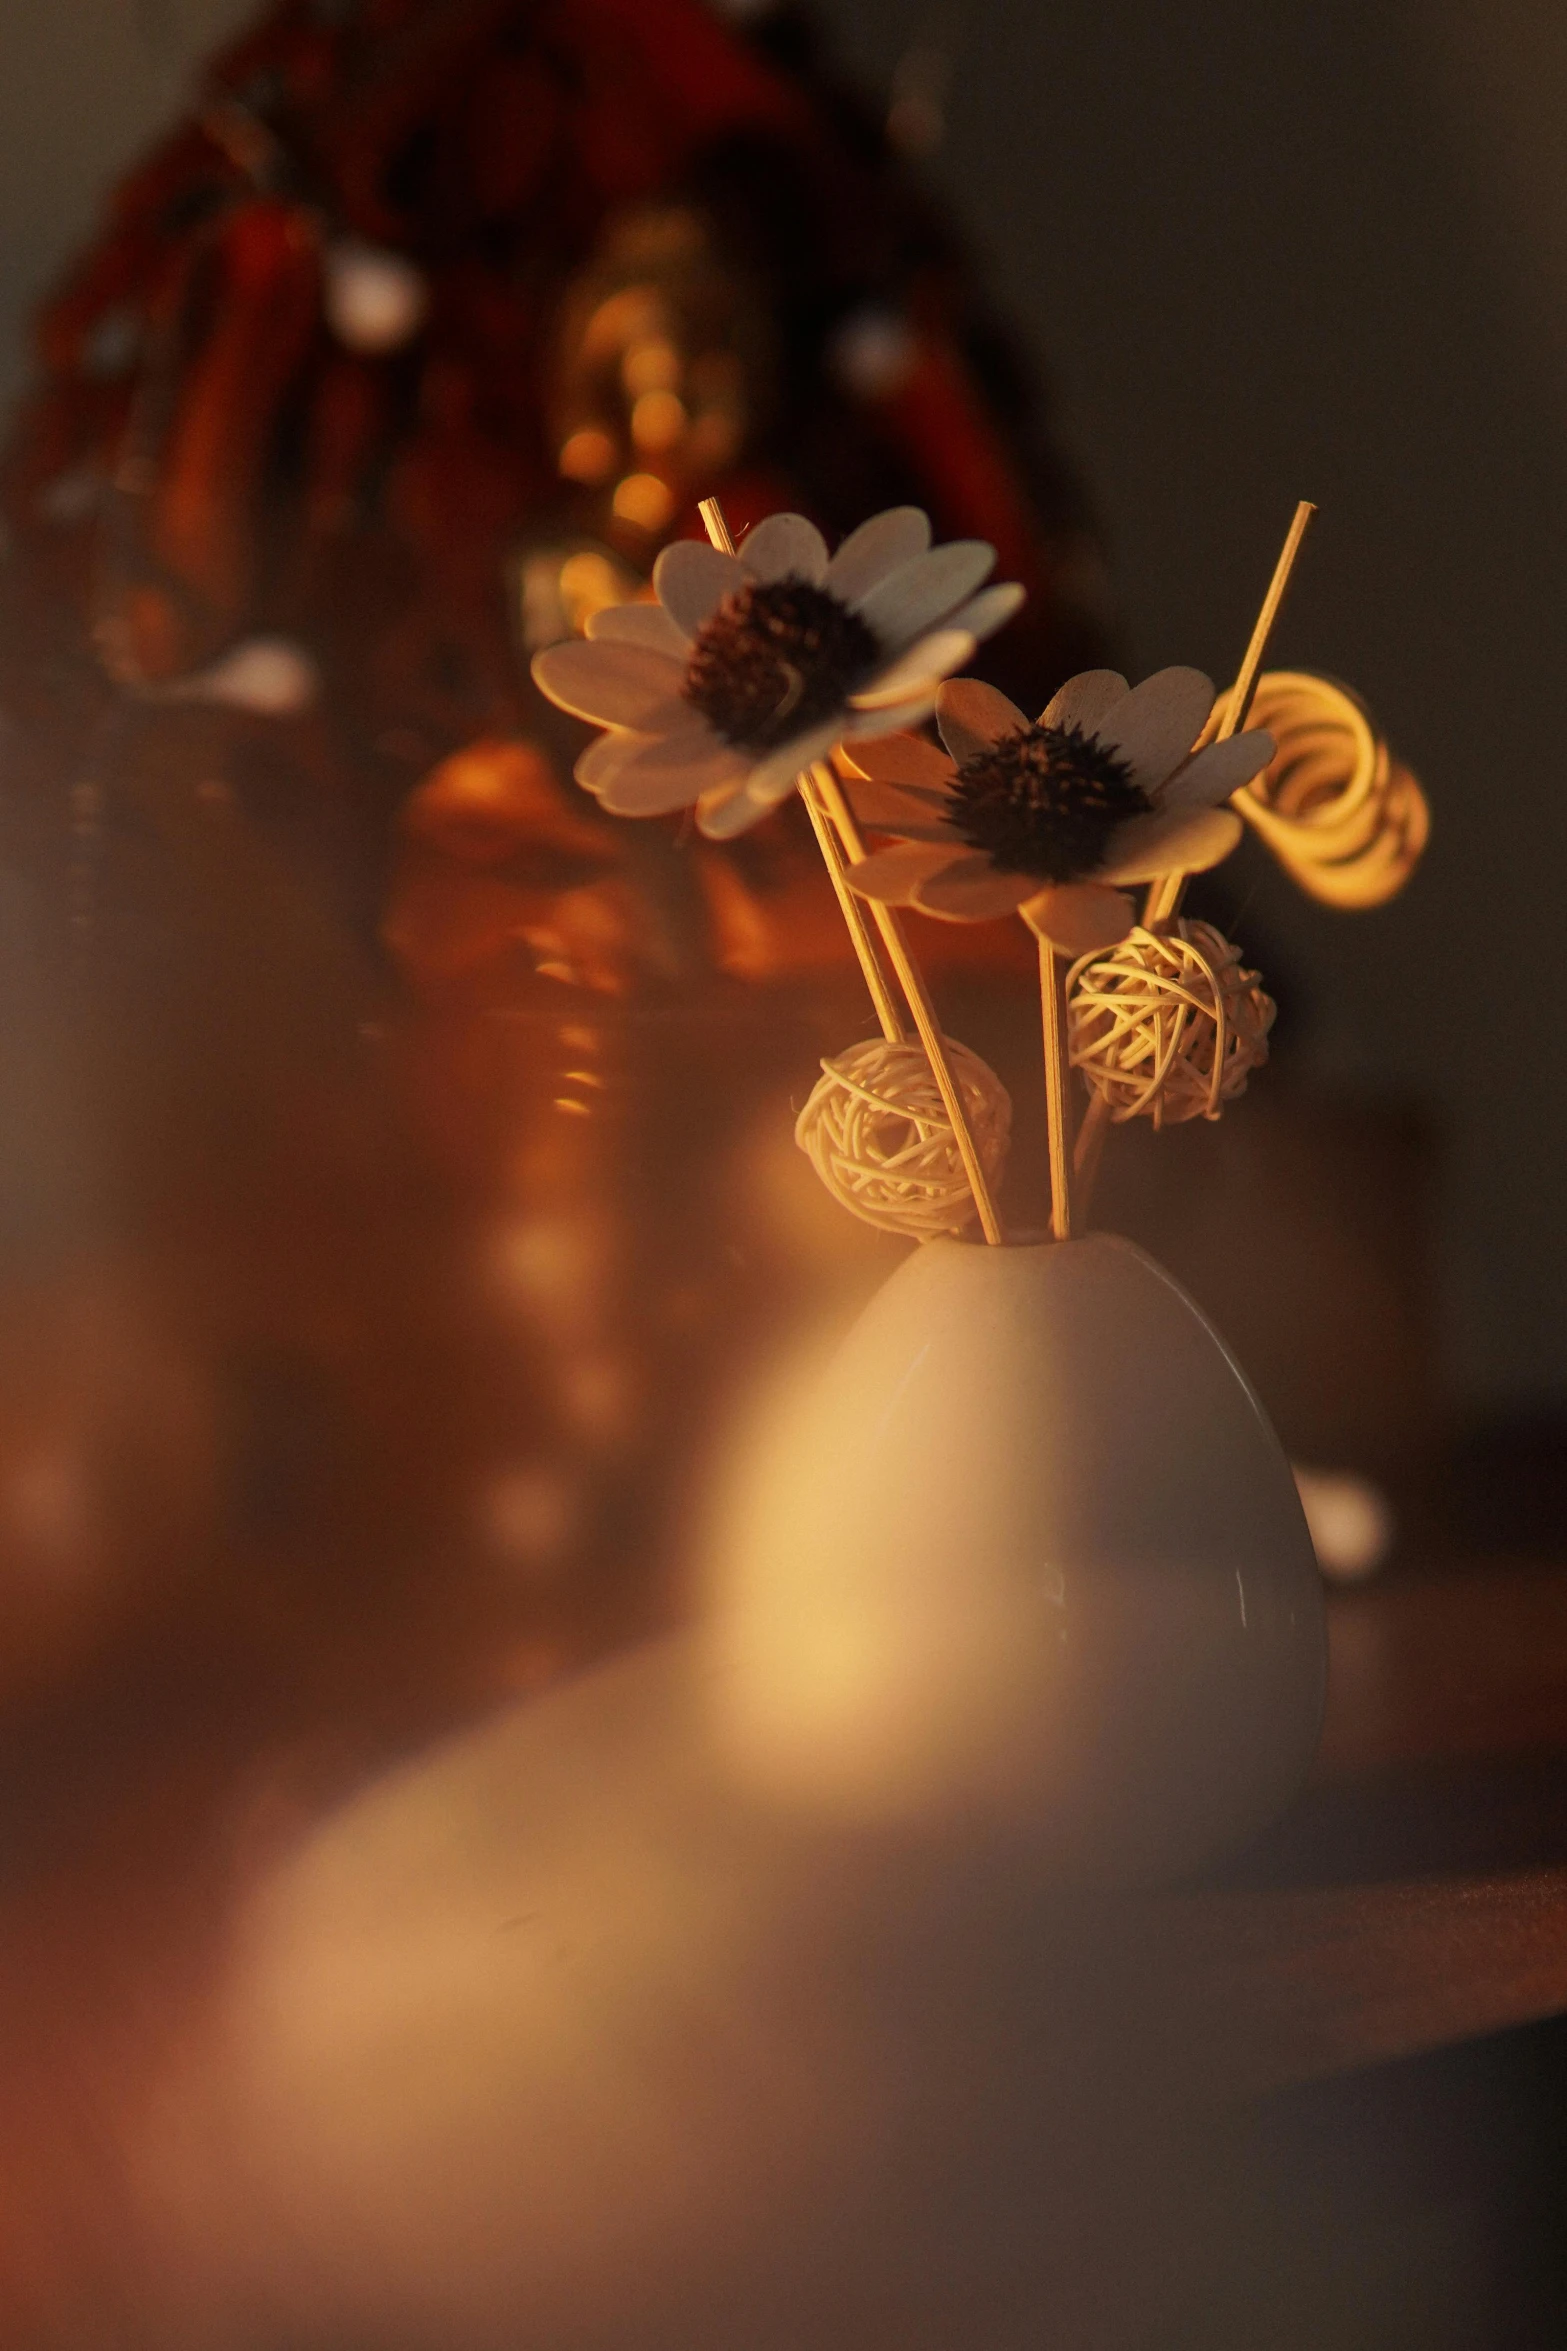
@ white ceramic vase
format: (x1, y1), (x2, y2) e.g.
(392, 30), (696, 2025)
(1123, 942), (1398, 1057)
(132, 1235), (1325, 2342)
(710, 1232), (1326, 1882)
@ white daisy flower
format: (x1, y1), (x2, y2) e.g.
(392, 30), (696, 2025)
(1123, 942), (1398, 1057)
(842, 667), (1275, 954)
(530, 507), (1023, 841)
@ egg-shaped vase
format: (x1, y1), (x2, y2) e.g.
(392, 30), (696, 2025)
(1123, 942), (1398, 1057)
(711, 1232), (1325, 1883)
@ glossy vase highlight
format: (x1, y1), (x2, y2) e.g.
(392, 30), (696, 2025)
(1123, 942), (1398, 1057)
(713, 1231), (1326, 1881)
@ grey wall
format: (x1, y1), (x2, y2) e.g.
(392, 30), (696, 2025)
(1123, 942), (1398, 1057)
(0, 0), (1563, 1414)
(827, 0), (1567, 1419)
(0, 1), (254, 405)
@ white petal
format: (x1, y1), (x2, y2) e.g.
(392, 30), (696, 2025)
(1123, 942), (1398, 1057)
(586, 602), (691, 654)
(843, 775), (954, 831)
(842, 694), (945, 739)
(694, 775), (751, 834)
(854, 541), (996, 651)
(843, 841), (957, 903)
(842, 733), (956, 792)
(592, 732), (747, 817)
(1042, 669), (1129, 732)
(946, 580), (1025, 644)
(1093, 665), (1215, 793)
(697, 770), (805, 840)
(739, 721), (845, 807)
(1158, 729), (1275, 811)
(1021, 883), (1136, 957)
(697, 794), (760, 840)
(738, 513), (828, 584)
(1098, 804), (1243, 883)
(532, 640), (688, 728)
(574, 730), (634, 788)
(935, 678), (1027, 764)
(824, 506), (931, 604)
(913, 856), (1035, 922)
(851, 628), (975, 709)
(652, 540), (745, 637)
(573, 715), (714, 789)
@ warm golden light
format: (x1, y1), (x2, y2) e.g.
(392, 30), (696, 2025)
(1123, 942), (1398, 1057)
(629, 388), (686, 453)
(557, 426), (617, 485)
(555, 550), (625, 629)
(610, 473), (675, 531)
(705, 1323), (1065, 1820)
(517, 546), (642, 649)
(621, 337), (680, 397)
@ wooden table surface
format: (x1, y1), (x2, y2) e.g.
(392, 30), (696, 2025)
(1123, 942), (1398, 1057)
(1153, 1559), (1567, 2097)
(5, 1551), (1567, 2347)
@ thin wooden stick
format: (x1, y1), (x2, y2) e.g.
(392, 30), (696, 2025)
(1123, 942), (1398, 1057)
(812, 760), (1005, 1246)
(1074, 1090), (1110, 1195)
(696, 497), (735, 553)
(1075, 502), (1316, 1221)
(1144, 498), (1316, 929)
(699, 498), (903, 1043)
(1038, 937), (1074, 1240)
(699, 496), (1001, 1243)
(1219, 498), (1316, 744)
(800, 774), (906, 1042)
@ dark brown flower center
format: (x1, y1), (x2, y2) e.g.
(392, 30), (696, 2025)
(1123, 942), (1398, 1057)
(946, 722), (1151, 882)
(683, 576), (880, 754)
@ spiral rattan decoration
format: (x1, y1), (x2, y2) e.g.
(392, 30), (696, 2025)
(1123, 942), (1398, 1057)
(1211, 669), (1427, 908)
(795, 1036), (1012, 1237)
(1067, 921), (1274, 1128)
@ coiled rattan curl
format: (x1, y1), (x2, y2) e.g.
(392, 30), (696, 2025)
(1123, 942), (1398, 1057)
(1067, 921), (1275, 1127)
(794, 1036), (1012, 1237)
(1212, 669), (1428, 908)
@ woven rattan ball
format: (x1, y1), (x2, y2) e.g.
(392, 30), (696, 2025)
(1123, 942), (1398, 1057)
(1066, 921), (1274, 1127)
(794, 1036), (1012, 1237)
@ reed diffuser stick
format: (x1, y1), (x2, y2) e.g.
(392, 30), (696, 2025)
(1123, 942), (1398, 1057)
(1072, 500), (1316, 1223)
(698, 498), (1003, 1242)
(811, 760), (1004, 1246)
(802, 779), (907, 1043)
(1143, 498), (1316, 928)
(1037, 936), (1074, 1240)
(697, 499), (904, 1043)
(1074, 1090), (1109, 1192)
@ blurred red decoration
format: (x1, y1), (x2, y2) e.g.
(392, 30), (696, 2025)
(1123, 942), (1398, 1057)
(0, 0), (1114, 1720)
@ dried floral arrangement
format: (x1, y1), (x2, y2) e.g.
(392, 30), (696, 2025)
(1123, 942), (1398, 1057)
(536, 495), (1428, 1246)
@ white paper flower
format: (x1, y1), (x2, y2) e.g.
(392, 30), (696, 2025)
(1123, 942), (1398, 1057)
(530, 508), (1022, 840)
(843, 667), (1274, 953)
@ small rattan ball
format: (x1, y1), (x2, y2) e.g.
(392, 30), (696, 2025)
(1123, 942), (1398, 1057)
(794, 1036), (1012, 1237)
(1066, 921), (1275, 1128)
